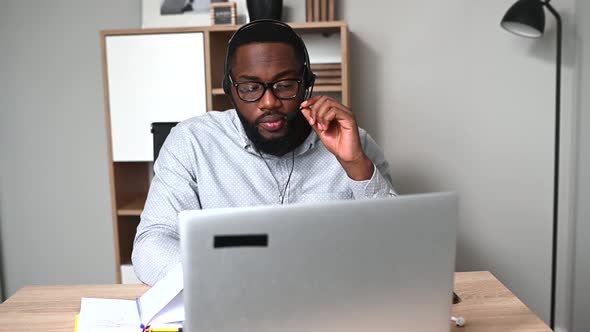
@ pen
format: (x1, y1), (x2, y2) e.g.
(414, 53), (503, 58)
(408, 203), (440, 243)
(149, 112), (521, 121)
(148, 328), (183, 332)
(136, 298), (144, 330)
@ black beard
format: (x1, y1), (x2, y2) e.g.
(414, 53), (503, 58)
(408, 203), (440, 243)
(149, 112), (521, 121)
(236, 109), (311, 156)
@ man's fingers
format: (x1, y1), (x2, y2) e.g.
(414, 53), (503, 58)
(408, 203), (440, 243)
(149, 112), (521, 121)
(315, 102), (334, 130)
(318, 108), (338, 131)
(315, 100), (353, 130)
(301, 96), (330, 119)
(301, 107), (322, 130)
(300, 107), (313, 125)
(301, 95), (322, 107)
(301, 95), (355, 130)
(308, 96), (330, 125)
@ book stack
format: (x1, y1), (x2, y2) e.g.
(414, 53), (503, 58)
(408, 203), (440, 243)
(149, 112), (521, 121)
(306, 0), (336, 22)
(311, 63), (342, 86)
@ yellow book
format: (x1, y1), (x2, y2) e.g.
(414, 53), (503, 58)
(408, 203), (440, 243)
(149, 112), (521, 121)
(74, 314), (79, 332)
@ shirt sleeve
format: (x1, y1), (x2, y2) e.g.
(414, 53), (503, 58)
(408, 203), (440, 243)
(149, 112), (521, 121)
(347, 130), (397, 199)
(132, 125), (201, 285)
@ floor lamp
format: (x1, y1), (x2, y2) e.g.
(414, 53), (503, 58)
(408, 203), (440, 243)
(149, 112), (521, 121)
(501, 0), (562, 329)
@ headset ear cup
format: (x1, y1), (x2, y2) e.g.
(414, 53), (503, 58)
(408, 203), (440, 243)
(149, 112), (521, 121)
(302, 65), (313, 89)
(301, 65), (315, 100)
(308, 72), (316, 88)
(223, 74), (231, 95)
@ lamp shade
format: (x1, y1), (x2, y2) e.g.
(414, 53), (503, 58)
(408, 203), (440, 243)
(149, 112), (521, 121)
(501, 0), (546, 38)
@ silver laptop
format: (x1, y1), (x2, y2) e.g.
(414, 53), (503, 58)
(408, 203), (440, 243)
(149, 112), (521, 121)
(179, 193), (458, 332)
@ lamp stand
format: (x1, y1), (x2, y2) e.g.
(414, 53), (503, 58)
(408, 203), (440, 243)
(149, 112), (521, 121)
(544, 1), (562, 329)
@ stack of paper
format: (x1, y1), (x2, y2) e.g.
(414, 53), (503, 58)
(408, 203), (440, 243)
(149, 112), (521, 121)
(76, 263), (184, 332)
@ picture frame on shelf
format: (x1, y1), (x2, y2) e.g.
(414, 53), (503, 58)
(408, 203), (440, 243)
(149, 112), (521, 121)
(143, 0), (211, 28)
(143, 0), (248, 28)
(211, 2), (237, 25)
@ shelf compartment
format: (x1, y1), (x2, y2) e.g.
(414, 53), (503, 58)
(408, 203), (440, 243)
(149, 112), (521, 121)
(113, 162), (150, 208)
(117, 195), (147, 216)
(116, 216), (140, 268)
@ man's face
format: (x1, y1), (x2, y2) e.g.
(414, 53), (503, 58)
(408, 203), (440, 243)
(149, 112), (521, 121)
(230, 42), (310, 155)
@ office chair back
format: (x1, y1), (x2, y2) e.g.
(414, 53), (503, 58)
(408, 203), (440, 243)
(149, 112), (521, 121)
(151, 122), (179, 161)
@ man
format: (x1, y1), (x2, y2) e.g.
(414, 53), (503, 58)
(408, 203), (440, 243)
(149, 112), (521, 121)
(133, 20), (396, 285)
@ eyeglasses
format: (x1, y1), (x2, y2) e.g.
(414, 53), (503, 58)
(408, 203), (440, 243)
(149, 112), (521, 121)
(230, 76), (303, 102)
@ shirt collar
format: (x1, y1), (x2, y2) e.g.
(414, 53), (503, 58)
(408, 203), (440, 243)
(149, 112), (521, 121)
(229, 108), (320, 157)
(229, 109), (251, 149)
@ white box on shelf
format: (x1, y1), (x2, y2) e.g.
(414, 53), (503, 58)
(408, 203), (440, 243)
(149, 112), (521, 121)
(121, 264), (143, 284)
(106, 32), (207, 162)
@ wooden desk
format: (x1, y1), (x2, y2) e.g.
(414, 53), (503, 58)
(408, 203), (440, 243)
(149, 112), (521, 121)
(452, 272), (551, 331)
(0, 271), (550, 332)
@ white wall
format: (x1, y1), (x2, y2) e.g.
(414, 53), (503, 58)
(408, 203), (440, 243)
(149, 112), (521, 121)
(0, 1), (140, 296)
(338, 0), (577, 326)
(571, 1), (590, 331)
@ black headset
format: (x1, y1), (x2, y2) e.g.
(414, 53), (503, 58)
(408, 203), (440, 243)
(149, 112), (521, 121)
(222, 19), (316, 101)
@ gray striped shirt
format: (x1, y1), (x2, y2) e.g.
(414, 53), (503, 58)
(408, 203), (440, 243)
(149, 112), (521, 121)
(133, 109), (396, 285)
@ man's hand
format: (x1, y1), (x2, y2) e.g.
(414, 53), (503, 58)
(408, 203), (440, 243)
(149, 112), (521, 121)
(300, 96), (374, 181)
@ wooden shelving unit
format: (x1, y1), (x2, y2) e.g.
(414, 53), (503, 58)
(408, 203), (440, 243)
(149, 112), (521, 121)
(101, 21), (350, 283)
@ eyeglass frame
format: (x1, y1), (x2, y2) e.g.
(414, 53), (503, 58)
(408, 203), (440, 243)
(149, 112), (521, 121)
(228, 73), (304, 102)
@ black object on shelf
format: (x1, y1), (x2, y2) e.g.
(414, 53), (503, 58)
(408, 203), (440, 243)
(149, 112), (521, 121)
(247, 0), (283, 21)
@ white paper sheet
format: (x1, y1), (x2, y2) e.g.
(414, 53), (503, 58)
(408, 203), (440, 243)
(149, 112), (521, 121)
(138, 262), (184, 325)
(78, 298), (140, 331)
(149, 291), (185, 325)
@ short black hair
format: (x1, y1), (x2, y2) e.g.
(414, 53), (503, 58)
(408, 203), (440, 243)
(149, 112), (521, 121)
(227, 20), (306, 69)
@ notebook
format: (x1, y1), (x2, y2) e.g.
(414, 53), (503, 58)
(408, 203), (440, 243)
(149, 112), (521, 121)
(75, 263), (184, 332)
